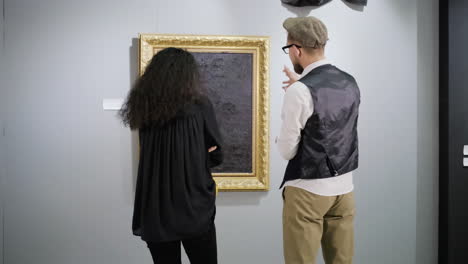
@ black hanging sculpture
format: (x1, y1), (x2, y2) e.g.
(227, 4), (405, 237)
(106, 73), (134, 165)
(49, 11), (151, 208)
(281, 0), (367, 6)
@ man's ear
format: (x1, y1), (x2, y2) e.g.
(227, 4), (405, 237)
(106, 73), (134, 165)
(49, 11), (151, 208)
(294, 46), (302, 57)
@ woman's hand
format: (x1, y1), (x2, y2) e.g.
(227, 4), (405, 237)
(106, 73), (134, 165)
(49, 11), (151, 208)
(208, 146), (217, 153)
(282, 65), (299, 91)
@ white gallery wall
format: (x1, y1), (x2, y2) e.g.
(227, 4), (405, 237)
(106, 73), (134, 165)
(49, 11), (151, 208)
(1, 0), (438, 264)
(416, 0), (439, 263)
(1, 0), (6, 262)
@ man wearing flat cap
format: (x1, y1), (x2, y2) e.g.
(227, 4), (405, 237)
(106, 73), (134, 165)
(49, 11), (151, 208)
(277, 16), (360, 264)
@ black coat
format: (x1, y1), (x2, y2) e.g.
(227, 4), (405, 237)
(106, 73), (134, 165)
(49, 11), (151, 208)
(132, 97), (223, 242)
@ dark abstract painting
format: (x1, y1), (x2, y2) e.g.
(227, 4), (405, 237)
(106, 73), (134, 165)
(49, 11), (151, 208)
(193, 52), (253, 173)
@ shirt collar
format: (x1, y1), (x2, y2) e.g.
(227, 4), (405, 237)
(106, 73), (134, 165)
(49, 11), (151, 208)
(299, 59), (330, 79)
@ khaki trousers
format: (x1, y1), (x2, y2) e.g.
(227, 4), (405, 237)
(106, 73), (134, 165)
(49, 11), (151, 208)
(283, 186), (355, 264)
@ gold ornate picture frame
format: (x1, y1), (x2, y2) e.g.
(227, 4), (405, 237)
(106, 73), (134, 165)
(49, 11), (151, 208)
(139, 34), (270, 191)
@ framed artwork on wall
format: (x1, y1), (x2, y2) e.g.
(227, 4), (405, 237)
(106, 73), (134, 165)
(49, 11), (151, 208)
(139, 34), (270, 191)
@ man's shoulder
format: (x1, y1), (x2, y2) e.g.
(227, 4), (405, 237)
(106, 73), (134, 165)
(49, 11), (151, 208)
(302, 64), (357, 85)
(287, 80), (311, 97)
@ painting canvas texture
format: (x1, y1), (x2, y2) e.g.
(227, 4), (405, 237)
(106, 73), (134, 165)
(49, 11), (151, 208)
(194, 52), (253, 173)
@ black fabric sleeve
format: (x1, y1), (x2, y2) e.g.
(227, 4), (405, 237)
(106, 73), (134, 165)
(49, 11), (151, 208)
(202, 98), (224, 168)
(281, 0), (367, 6)
(343, 0), (367, 5)
(281, 0), (332, 7)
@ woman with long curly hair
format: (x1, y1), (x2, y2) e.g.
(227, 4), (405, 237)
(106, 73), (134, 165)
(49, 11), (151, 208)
(120, 47), (223, 264)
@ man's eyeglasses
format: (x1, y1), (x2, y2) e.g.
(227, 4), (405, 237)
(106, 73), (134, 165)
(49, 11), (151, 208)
(282, 44), (302, 54)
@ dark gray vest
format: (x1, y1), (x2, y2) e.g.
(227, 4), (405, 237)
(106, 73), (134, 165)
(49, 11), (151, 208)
(280, 64), (360, 188)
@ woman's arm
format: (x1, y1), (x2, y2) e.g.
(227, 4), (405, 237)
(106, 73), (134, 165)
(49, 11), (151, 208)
(203, 98), (224, 168)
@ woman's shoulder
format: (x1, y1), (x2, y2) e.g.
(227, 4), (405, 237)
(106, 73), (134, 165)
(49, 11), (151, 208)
(194, 95), (214, 107)
(192, 95), (216, 113)
(141, 97), (211, 129)
(171, 96), (213, 118)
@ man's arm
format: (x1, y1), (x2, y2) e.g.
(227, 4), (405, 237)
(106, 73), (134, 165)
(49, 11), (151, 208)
(277, 82), (313, 160)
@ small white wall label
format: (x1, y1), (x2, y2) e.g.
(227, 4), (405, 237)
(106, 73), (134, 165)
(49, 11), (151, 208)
(103, 98), (124, 111)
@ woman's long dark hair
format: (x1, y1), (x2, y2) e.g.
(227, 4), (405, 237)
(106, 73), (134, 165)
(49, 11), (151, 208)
(119, 48), (202, 129)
